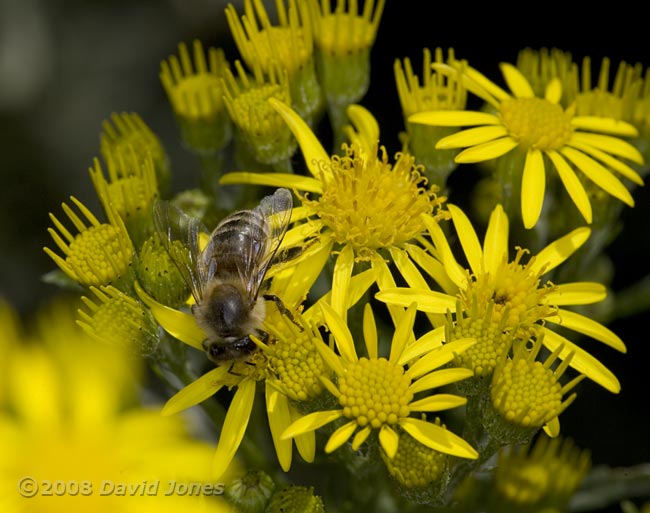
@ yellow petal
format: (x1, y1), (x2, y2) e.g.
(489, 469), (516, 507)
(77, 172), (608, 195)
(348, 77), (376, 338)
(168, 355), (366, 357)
(543, 282), (607, 306)
(544, 417), (561, 438)
(400, 417), (478, 459)
(135, 281), (204, 350)
(408, 369), (474, 395)
(325, 420), (357, 453)
(406, 337), (476, 379)
(378, 425), (399, 459)
(375, 287), (457, 314)
(436, 125), (509, 149)
(455, 137), (518, 163)
(409, 393), (468, 411)
(546, 309), (626, 352)
(352, 426), (372, 451)
(265, 384), (293, 471)
(162, 366), (230, 415)
(219, 171), (323, 194)
(331, 244), (354, 318)
(561, 147), (635, 206)
(390, 246), (445, 329)
(282, 410), (343, 440)
(399, 326), (446, 365)
(421, 215), (468, 289)
(292, 405), (316, 463)
(500, 62), (534, 98)
(449, 203), (483, 275)
(568, 140), (644, 186)
(569, 132), (644, 165)
(320, 301), (358, 362)
(347, 103), (379, 146)
(432, 62), (509, 106)
(363, 303), (378, 360)
(389, 303), (417, 365)
(483, 204), (509, 278)
(212, 378), (257, 479)
(541, 328), (621, 393)
(528, 227), (590, 276)
(572, 116), (639, 137)
(545, 78), (562, 104)
(547, 150), (593, 224)
(404, 243), (458, 295)
(409, 110), (501, 127)
(521, 149), (546, 229)
(269, 98), (331, 179)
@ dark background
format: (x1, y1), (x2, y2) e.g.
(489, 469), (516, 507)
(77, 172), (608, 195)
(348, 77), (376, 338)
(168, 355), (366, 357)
(1, 1), (648, 510)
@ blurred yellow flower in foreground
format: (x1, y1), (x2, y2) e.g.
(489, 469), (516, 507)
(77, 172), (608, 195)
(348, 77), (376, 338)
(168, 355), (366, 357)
(0, 299), (235, 513)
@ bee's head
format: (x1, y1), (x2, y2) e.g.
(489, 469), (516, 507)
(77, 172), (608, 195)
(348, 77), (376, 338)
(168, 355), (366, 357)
(202, 336), (256, 363)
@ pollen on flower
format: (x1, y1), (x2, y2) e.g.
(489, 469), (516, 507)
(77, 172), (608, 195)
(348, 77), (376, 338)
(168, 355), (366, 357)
(381, 425), (448, 488)
(307, 144), (443, 256)
(338, 357), (412, 429)
(44, 197), (134, 288)
(266, 312), (329, 402)
(500, 97), (574, 150)
(461, 248), (556, 338)
(77, 285), (160, 356)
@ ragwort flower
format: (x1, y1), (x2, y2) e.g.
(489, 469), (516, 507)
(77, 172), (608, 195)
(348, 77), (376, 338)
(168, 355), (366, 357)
(410, 62), (644, 228)
(44, 197), (135, 291)
(221, 99), (448, 321)
(281, 302), (478, 460)
(377, 203), (626, 394)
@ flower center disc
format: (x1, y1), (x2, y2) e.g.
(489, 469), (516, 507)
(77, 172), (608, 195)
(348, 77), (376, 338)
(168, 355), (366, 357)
(500, 97), (573, 150)
(338, 357), (412, 429)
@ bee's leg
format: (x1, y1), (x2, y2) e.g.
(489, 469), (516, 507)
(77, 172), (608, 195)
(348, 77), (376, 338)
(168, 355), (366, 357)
(262, 294), (304, 331)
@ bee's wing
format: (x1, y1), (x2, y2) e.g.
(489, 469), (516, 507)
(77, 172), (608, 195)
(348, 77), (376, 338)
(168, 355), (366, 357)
(152, 200), (208, 303)
(246, 188), (293, 298)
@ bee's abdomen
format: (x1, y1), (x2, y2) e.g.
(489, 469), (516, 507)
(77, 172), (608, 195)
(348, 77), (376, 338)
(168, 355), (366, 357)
(204, 210), (268, 277)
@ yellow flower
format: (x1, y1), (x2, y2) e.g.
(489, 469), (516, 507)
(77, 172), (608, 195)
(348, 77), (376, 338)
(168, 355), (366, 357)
(221, 100), (449, 324)
(380, 418), (449, 489)
(394, 47), (467, 182)
(410, 62), (645, 228)
(225, 0), (322, 123)
(281, 303), (478, 461)
(160, 40), (232, 153)
(377, 203), (626, 394)
(222, 60), (297, 167)
(44, 197), (135, 291)
(490, 334), (584, 437)
(309, 0), (385, 104)
(0, 300), (234, 513)
(99, 111), (171, 194)
(134, 245), (376, 478)
(495, 435), (590, 508)
(77, 285), (160, 357)
(90, 152), (159, 247)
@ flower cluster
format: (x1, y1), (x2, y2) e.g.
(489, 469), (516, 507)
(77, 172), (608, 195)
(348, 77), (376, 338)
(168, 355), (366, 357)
(33, 2), (649, 512)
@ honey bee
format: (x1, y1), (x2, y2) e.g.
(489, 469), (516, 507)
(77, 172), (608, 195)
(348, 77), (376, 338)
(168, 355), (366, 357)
(153, 188), (294, 364)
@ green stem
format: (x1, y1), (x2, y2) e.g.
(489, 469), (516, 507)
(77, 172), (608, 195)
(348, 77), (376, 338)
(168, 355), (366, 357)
(199, 151), (224, 199)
